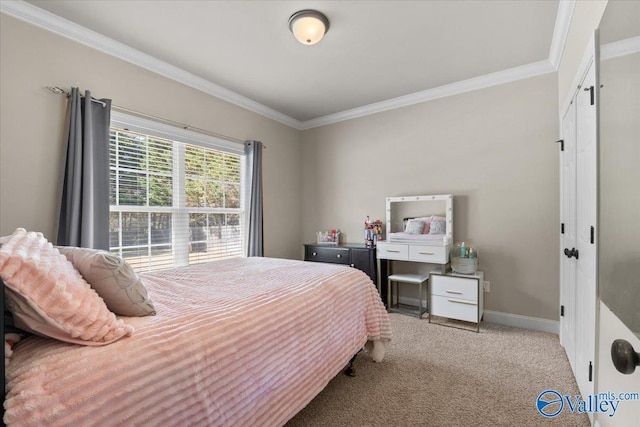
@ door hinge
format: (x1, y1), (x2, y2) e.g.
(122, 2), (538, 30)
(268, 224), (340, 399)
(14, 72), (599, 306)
(585, 86), (595, 105)
(561, 223), (565, 234)
(588, 361), (593, 381)
(590, 226), (595, 244)
(561, 305), (564, 317)
(555, 139), (564, 151)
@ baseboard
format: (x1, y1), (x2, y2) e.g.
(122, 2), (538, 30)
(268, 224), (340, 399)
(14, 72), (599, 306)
(396, 296), (559, 334)
(482, 310), (559, 334)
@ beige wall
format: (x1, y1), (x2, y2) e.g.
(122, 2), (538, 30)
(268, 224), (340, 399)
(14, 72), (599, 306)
(302, 73), (560, 320)
(0, 15), (302, 259)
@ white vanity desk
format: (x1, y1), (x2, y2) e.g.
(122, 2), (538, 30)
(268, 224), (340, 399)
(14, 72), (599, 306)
(376, 240), (451, 270)
(376, 195), (453, 313)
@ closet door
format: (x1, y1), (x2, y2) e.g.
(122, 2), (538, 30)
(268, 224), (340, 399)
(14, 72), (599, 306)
(559, 37), (598, 405)
(560, 100), (577, 372)
(574, 59), (597, 399)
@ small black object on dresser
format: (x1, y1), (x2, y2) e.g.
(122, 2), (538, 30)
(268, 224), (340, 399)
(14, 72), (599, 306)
(304, 243), (378, 286)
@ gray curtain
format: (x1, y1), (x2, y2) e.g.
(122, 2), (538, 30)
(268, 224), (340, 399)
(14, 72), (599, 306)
(245, 140), (264, 257)
(57, 88), (112, 249)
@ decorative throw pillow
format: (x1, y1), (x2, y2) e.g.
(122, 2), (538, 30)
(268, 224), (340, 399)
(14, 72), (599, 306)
(413, 217), (432, 234)
(429, 217), (447, 235)
(57, 247), (156, 317)
(0, 228), (134, 345)
(405, 219), (426, 234)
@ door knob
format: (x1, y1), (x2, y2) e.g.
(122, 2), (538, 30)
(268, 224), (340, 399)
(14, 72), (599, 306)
(611, 339), (640, 374)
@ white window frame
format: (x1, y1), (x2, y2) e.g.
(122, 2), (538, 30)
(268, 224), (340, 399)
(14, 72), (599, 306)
(110, 111), (247, 270)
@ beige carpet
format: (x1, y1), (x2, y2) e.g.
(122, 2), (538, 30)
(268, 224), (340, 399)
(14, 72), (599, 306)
(286, 314), (590, 426)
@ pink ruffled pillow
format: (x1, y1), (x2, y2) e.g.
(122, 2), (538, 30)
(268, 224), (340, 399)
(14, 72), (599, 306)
(0, 228), (134, 345)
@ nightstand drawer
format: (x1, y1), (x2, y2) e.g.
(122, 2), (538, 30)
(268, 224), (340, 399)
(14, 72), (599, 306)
(376, 242), (408, 260)
(430, 274), (478, 301)
(305, 246), (350, 265)
(430, 295), (478, 323)
(408, 245), (447, 263)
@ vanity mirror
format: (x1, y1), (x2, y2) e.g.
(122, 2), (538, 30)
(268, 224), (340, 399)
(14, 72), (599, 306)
(384, 194), (453, 244)
(598, 0), (640, 337)
(377, 194), (453, 278)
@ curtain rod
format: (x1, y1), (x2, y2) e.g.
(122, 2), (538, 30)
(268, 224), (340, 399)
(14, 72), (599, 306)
(44, 86), (262, 148)
(110, 105), (250, 146)
(45, 86), (108, 107)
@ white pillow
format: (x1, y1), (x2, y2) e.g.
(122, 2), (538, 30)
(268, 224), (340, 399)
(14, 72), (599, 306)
(405, 219), (426, 234)
(429, 218), (446, 235)
(57, 247), (156, 317)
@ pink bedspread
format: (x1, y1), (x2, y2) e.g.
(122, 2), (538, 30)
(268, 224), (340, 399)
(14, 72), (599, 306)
(3, 257), (391, 426)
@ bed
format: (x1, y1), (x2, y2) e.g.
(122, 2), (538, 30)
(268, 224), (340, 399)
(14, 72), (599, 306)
(387, 214), (450, 244)
(1, 230), (391, 426)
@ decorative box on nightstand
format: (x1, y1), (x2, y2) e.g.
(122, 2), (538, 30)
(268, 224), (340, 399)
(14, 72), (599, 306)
(428, 270), (484, 332)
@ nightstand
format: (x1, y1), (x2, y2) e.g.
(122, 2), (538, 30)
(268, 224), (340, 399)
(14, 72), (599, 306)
(303, 243), (377, 286)
(428, 270), (484, 332)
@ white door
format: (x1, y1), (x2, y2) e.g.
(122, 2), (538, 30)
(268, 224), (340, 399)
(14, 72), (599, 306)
(595, 9), (640, 421)
(560, 100), (577, 372)
(597, 304), (640, 426)
(574, 59), (597, 399)
(560, 38), (598, 403)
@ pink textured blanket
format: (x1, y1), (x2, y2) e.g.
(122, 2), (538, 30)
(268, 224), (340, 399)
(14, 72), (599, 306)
(4, 257), (391, 426)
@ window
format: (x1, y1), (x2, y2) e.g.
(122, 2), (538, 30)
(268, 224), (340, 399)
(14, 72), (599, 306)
(109, 113), (245, 272)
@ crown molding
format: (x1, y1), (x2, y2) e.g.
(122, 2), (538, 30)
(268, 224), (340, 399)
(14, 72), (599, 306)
(300, 60), (556, 130)
(601, 36), (640, 60)
(549, 0), (576, 70)
(0, 0), (304, 130)
(2, 0), (566, 131)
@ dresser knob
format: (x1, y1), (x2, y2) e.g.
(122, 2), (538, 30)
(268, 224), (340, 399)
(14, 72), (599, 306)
(337, 254), (342, 258)
(312, 252), (317, 256)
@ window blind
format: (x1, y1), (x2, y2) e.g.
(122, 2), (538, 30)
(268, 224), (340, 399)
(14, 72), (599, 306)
(109, 126), (244, 272)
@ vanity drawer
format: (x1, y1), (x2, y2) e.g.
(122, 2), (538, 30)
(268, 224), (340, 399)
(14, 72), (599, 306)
(430, 295), (479, 323)
(376, 242), (408, 260)
(305, 246), (350, 265)
(430, 274), (479, 301)
(408, 245), (447, 263)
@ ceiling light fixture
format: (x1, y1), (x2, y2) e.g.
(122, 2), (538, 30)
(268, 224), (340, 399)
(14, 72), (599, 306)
(288, 9), (330, 45)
